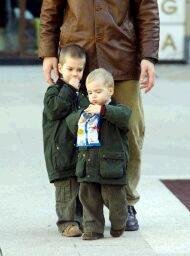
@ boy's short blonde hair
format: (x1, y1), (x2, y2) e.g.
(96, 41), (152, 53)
(86, 68), (114, 88)
(59, 44), (86, 65)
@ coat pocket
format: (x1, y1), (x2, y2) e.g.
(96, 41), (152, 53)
(100, 152), (126, 179)
(52, 143), (76, 171)
(76, 152), (86, 178)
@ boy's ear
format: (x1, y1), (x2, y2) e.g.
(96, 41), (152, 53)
(108, 87), (114, 96)
(58, 63), (62, 74)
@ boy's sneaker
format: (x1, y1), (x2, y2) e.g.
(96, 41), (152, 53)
(82, 232), (104, 240)
(110, 227), (125, 237)
(62, 224), (82, 237)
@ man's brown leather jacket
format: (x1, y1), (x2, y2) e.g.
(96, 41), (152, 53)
(39, 0), (160, 80)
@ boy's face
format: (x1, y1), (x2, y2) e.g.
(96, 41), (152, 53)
(86, 78), (114, 105)
(58, 56), (85, 85)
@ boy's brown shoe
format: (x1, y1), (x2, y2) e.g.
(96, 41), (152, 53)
(110, 227), (125, 237)
(62, 224), (82, 237)
(82, 232), (104, 240)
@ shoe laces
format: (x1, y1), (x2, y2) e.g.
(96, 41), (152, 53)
(128, 205), (136, 215)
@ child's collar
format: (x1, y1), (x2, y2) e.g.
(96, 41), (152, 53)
(105, 98), (111, 105)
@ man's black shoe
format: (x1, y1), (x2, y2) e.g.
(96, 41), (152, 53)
(125, 206), (139, 231)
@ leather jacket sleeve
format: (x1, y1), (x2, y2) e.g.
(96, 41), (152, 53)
(133, 0), (160, 60)
(39, 0), (67, 58)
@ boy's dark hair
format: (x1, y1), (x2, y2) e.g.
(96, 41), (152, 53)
(59, 44), (86, 64)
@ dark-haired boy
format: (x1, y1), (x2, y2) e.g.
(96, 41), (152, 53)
(43, 44), (88, 237)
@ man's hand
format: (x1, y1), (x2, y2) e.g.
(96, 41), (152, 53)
(43, 57), (59, 84)
(139, 59), (155, 93)
(84, 104), (101, 114)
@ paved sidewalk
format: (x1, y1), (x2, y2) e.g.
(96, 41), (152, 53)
(0, 65), (190, 256)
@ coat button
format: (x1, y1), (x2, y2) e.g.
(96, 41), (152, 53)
(96, 6), (102, 11)
(56, 146), (60, 150)
(96, 35), (103, 42)
(87, 158), (91, 162)
(83, 154), (85, 157)
(87, 175), (90, 178)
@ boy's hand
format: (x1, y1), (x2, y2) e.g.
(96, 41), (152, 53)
(84, 104), (101, 114)
(69, 78), (80, 90)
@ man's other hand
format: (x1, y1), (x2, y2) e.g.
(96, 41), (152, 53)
(139, 59), (155, 93)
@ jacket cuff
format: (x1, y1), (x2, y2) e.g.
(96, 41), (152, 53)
(143, 57), (158, 65)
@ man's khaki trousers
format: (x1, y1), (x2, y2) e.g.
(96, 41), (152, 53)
(114, 80), (145, 205)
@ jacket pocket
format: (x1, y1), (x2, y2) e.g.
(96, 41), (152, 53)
(52, 143), (76, 171)
(54, 180), (72, 203)
(76, 152), (86, 178)
(100, 152), (126, 179)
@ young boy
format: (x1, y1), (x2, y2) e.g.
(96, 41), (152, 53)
(66, 68), (132, 240)
(42, 44), (88, 237)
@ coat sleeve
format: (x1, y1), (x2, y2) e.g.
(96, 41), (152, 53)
(103, 104), (132, 131)
(133, 0), (160, 61)
(66, 110), (84, 136)
(39, 0), (67, 58)
(43, 85), (74, 121)
(78, 94), (90, 109)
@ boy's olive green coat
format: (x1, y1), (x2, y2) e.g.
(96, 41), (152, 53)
(42, 80), (88, 183)
(66, 103), (132, 185)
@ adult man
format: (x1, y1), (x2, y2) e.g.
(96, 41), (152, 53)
(39, 0), (160, 231)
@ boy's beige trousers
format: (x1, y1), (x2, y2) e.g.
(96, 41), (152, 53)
(114, 80), (145, 205)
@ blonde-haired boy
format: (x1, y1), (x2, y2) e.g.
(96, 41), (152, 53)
(66, 68), (132, 240)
